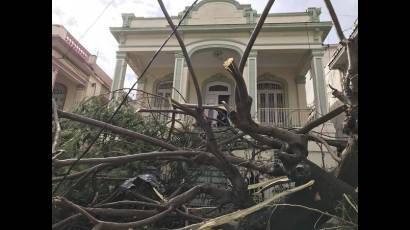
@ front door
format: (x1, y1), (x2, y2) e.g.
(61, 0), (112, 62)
(205, 82), (231, 127)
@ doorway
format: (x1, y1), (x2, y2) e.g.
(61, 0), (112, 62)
(205, 82), (231, 127)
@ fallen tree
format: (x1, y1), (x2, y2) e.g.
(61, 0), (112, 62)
(52, 0), (358, 229)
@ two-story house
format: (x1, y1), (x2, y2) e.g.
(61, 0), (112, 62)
(52, 25), (112, 111)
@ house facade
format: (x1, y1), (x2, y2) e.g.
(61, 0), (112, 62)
(52, 25), (112, 111)
(110, 0), (334, 129)
(109, 0), (341, 173)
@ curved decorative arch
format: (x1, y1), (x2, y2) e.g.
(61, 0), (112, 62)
(187, 40), (245, 57)
(257, 73), (289, 107)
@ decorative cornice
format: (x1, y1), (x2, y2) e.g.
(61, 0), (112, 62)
(122, 13), (136, 28)
(110, 22), (333, 42)
(307, 7), (321, 22)
(119, 42), (322, 49)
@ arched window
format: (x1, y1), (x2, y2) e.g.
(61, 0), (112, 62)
(257, 81), (287, 125)
(257, 81), (285, 108)
(155, 80), (173, 108)
(53, 83), (67, 110)
(209, 85), (228, 92)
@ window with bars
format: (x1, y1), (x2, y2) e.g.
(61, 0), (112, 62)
(154, 81), (173, 108)
(257, 81), (287, 125)
(257, 82), (285, 109)
(53, 83), (67, 110)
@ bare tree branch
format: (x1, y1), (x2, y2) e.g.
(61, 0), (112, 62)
(323, 0), (345, 41)
(57, 109), (178, 151)
(52, 99), (62, 154)
(307, 133), (341, 163)
(297, 105), (347, 134)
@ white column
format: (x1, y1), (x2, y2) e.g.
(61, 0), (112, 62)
(310, 49), (328, 115)
(296, 75), (307, 126)
(246, 51), (258, 119)
(296, 75), (307, 108)
(172, 53), (185, 103)
(111, 51), (128, 98)
(180, 66), (189, 102)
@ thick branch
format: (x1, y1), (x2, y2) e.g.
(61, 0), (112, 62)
(307, 133), (341, 163)
(166, 183), (232, 208)
(95, 200), (164, 209)
(323, 0), (345, 41)
(137, 108), (188, 114)
(56, 196), (174, 230)
(296, 105), (347, 134)
(52, 163), (110, 181)
(92, 207), (173, 230)
(57, 109), (178, 151)
(52, 99), (62, 154)
(53, 150), (198, 167)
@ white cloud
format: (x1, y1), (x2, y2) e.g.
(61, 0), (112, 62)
(52, 0), (357, 82)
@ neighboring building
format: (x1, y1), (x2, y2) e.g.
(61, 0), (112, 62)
(52, 25), (112, 111)
(323, 20), (358, 138)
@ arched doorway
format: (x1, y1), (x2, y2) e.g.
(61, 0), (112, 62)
(205, 81), (231, 127)
(53, 83), (67, 110)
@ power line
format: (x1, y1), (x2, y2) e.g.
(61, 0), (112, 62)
(79, 0), (115, 41)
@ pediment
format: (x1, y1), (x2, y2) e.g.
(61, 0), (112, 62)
(180, 0), (255, 25)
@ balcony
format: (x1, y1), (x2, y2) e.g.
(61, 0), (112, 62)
(257, 108), (311, 128)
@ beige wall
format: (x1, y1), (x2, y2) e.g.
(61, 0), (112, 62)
(129, 18), (179, 28)
(264, 15), (311, 23)
(256, 31), (318, 45)
(185, 67), (233, 104)
(142, 67), (175, 93)
(188, 2), (247, 25)
(54, 66), (112, 111)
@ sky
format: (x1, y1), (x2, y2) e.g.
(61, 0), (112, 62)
(52, 0), (357, 91)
